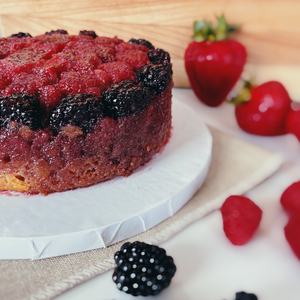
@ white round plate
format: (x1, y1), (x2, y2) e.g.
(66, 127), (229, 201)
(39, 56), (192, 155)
(0, 98), (212, 260)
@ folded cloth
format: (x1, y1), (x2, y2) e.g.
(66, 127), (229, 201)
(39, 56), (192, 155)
(0, 127), (283, 300)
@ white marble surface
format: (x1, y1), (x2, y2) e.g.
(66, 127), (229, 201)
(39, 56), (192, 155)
(55, 87), (300, 300)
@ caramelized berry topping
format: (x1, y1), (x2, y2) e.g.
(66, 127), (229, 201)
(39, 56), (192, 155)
(129, 38), (155, 50)
(49, 94), (103, 134)
(102, 80), (151, 120)
(148, 48), (171, 64)
(137, 62), (172, 95)
(0, 93), (42, 130)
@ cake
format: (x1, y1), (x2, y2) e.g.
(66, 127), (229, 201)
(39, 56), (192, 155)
(0, 30), (173, 194)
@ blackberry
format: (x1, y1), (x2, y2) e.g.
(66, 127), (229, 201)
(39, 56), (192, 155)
(9, 32), (32, 38)
(102, 80), (151, 120)
(79, 30), (98, 39)
(0, 94), (42, 130)
(112, 241), (176, 296)
(49, 94), (103, 134)
(235, 292), (258, 300)
(45, 29), (68, 36)
(129, 38), (155, 50)
(147, 48), (170, 64)
(137, 62), (172, 96)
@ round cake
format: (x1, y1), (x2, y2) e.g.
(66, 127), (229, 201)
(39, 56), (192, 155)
(0, 30), (173, 194)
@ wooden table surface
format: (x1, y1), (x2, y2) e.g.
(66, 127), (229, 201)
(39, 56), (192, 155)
(0, 0), (299, 99)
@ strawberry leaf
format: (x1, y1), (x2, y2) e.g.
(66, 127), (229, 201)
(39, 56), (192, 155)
(192, 15), (240, 42)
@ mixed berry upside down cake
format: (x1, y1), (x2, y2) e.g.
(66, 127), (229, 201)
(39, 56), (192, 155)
(0, 30), (173, 194)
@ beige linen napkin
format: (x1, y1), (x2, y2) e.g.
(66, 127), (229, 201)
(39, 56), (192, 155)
(0, 127), (283, 300)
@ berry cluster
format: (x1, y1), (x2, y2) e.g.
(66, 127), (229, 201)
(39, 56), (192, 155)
(49, 94), (103, 134)
(0, 93), (42, 130)
(0, 31), (172, 134)
(102, 80), (151, 120)
(113, 241), (176, 296)
(137, 62), (172, 96)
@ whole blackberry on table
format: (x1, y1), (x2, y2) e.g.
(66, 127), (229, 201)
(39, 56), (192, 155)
(49, 94), (103, 134)
(79, 30), (98, 39)
(0, 93), (42, 130)
(45, 29), (68, 35)
(129, 38), (155, 50)
(102, 80), (151, 120)
(9, 32), (32, 38)
(137, 62), (173, 96)
(147, 49), (171, 64)
(112, 241), (176, 296)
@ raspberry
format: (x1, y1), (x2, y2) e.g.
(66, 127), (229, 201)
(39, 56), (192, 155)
(102, 80), (150, 120)
(148, 48), (171, 64)
(137, 62), (172, 95)
(0, 37), (34, 59)
(96, 47), (116, 63)
(79, 30), (98, 39)
(38, 85), (61, 111)
(95, 36), (123, 46)
(45, 29), (68, 35)
(116, 50), (149, 71)
(74, 52), (102, 74)
(220, 195), (262, 245)
(280, 181), (300, 215)
(3, 73), (53, 97)
(98, 61), (135, 83)
(128, 38), (155, 50)
(284, 215), (300, 260)
(57, 71), (100, 96)
(9, 32), (32, 38)
(0, 93), (42, 130)
(0, 75), (7, 91)
(94, 69), (112, 90)
(44, 52), (76, 73)
(49, 93), (103, 134)
(0, 49), (46, 81)
(235, 291), (258, 300)
(112, 241), (176, 297)
(115, 42), (149, 54)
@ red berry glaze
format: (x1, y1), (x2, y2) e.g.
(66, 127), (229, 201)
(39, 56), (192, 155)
(235, 81), (291, 136)
(220, 195), (262, 245)
(185, 39), (246, 107)
(280, 181), (300, 216)
(284, 215), (300, 260)
(285, 102), (300, 142)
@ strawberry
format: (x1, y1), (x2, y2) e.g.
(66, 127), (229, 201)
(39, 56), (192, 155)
(280, 181), (300, 216)
(220, 195), (262, 246)
(184, 15), (247, 107)
(284, 215), (300, 260)
(233, 81), (291, 136)
(285, 102), (300, 142)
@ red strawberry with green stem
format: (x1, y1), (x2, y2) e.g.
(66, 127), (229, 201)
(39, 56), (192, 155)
(232, 80), (291, 136)
(184, 15), (247, 107)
